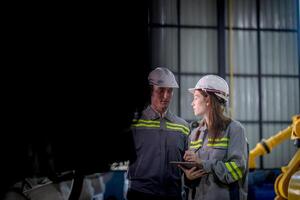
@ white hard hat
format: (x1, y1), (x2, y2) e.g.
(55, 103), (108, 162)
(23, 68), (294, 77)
(188, 75), (229, 102)
(148, 67), (179, 88)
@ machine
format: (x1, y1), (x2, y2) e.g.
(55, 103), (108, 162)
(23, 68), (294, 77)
(249, 114), (300, 199)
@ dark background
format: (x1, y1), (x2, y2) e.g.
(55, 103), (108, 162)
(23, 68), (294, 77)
(2, 1), (150, 197)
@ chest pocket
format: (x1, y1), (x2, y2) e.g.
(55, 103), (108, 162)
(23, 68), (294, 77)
(165, 122), (189, 151)
(210, 146), (228, 161)
(166, 131), (185, 153)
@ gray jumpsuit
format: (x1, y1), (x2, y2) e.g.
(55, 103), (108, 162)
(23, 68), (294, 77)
(186, 120), (248, 200)
(128, 106), (190, 198)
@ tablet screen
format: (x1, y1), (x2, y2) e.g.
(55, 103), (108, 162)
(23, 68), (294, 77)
(169, 161), (202, 169)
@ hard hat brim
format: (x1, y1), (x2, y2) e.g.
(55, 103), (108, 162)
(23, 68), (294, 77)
(188, 87), (229, 102)
(188, 88), (196, 94)
(150, 83), (179, 88)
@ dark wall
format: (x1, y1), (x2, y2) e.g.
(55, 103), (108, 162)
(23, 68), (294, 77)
(2, 1), (150, 197)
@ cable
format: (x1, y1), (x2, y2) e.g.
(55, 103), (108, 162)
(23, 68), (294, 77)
(228, 0), (235, 118)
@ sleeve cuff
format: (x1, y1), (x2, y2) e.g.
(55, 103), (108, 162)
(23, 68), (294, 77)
(202, 159), (216, 173)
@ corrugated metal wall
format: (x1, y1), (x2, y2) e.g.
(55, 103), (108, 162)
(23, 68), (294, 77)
(260, 0), (297, 29)
(225, 31), (258, 74)
(180, 0), (217, 26)
(260, 32), (298, 75)
(151, 28), (178, 72)
(149, 0), (300, 168)
(181, 29), (218, 73)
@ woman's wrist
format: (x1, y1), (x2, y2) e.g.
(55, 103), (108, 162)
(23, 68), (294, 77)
(195, 159), (203, 168)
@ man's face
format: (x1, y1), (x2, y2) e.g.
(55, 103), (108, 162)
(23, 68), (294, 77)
(151, 85), (173, 114)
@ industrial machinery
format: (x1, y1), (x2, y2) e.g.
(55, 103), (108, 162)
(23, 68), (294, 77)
(249, 114), (300, 199)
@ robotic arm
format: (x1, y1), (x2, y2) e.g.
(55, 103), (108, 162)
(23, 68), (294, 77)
(249, 115), (299, 169)
(248, 114), (300, 199)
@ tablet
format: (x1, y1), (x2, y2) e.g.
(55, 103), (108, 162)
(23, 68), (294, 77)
(169, 161), (202, 169)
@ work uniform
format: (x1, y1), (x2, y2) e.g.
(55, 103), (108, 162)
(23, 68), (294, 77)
(127, 106), (189, 199)
(186, 120), (248, 200)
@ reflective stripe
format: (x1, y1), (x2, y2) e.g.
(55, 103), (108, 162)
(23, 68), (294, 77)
(207, 137), (228, 147)
(225, 162), (238, 180)
(166, 122), (190, 133)
(132, 119), (160, 128)
(190, 139), (202, 149)
(208, 137), (229, 142)
(225, 162), (242, 180)
(132, 123), (160, 128)
(166, 125), (189, 135)
(166, 122), (189, 135)
(190, 144), (201, 149)
(132, 120), (189, 135)
(190, 139), (202, 145)
(207, 143), (228, 147)
(132, 119), (160, 124)
(230, 161), (242, 179)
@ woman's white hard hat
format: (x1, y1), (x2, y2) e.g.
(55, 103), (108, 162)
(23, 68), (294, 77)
(188, 74), (229, 102)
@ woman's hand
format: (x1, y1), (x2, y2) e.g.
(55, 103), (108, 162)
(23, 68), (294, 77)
(178, 166), (206, 180)
(183, 150), (202, 165)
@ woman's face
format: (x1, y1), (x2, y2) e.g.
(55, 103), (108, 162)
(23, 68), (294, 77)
(191, 90), (209, 116)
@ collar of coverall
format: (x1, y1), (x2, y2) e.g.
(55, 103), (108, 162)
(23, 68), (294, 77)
(145, 105), (174, 122)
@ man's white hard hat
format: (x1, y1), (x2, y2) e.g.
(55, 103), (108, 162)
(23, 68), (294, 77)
(188, 74), (229, 102)
(148, 67), (179, 88)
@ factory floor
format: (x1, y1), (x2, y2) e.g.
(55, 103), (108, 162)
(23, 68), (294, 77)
(102, 169), (281, 200)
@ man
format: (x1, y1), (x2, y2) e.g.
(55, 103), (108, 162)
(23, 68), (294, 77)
(127, 67), (190, 200)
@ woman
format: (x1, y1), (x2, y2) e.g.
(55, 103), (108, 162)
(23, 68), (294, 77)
(179, 75), (248, 200)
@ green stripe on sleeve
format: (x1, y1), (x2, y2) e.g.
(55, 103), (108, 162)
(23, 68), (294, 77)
(225, 162), (238, 181)
(230, 162), (242, 179)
